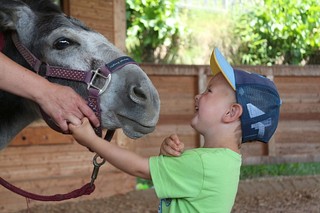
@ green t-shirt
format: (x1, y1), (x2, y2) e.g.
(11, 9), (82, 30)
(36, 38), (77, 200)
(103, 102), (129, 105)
(149, 148), (241, 213)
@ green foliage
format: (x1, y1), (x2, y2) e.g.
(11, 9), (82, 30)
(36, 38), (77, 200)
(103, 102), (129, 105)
(179, 9), (236, 65)
(126, 0), (186, 63)
(136, 178), (153, 190)
(235, 0), (320, 65)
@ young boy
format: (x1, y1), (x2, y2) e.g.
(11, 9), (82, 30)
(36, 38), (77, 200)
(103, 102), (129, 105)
(69, 48), (281, 213)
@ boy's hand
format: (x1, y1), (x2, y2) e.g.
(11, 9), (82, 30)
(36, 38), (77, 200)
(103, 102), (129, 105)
(69, 117), (97, 148)
(160, 134), (184, 157)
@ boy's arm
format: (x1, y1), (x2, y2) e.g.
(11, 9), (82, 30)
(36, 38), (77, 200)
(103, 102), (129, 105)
(69, 118), (151, 180)
(160, 134), (184, 156)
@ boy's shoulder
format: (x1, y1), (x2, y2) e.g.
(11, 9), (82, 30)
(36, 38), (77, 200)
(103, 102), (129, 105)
(184, 148), (241, 160)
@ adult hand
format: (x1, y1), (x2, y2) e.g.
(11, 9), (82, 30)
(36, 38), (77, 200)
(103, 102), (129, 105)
(0, 53), (100, 132)
(36, 83), (100, 132)
(160, 134), (184, 157)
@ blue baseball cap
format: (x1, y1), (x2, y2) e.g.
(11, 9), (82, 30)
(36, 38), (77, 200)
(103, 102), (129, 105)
(210, 48), (281, 143)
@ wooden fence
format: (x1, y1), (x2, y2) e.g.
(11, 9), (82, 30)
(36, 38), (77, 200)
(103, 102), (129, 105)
(1, 64), (319, 212)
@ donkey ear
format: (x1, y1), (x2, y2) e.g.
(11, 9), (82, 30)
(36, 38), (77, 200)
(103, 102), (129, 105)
(0, 0), (36, 38)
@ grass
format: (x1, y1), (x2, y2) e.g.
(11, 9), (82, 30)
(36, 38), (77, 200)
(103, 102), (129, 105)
(137, 162), (320, 189)
(240, 162), (320, 180)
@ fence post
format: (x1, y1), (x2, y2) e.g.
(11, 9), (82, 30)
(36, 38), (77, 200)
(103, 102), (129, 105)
(268, 136), (277, 156)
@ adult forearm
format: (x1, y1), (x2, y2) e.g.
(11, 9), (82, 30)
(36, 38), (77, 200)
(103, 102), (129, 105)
(0, 53), (49, 102)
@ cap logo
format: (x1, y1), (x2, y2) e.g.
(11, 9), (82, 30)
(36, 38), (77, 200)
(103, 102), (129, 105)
(251, 118), (272, 138)
(247, 103), (265, 118)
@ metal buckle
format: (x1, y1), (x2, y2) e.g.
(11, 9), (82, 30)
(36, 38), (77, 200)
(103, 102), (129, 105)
(87, 68), (111, 95)
(90, 154), (106, 186)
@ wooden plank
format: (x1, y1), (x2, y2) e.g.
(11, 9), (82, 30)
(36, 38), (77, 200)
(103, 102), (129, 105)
(280, 103), (320, 114)
(280, 95), (320, 104)
(276, 120), (320, 144)
(158, 114), (194, 124)
(240, 142), (268, 157)
(143, 64), (320, 77)
(238, 65), (320, 76)
(153, 76), (197, 115)
(276, 78), (320, 99)
(10, 126), (74, 146)
(0, 147), (93, 167)
(275, 76), (320, 86)
(0, 157), (118, 183)
(276, 143), (320, 155)
(280, 112), (320, 120)
(0, 147), (92, 167)
(3, 142), (86, 155)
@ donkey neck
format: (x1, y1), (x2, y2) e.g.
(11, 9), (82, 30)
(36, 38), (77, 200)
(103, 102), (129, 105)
(0, 92), (40, 149)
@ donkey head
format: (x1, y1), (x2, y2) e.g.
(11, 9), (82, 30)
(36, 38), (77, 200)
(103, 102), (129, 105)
(0, 0), (160, 148)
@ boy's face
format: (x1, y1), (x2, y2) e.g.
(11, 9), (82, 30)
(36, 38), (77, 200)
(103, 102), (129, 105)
(191, 73), (237, 135)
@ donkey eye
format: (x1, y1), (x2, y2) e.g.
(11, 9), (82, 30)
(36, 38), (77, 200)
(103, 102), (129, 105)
(53, 37), (75, 50)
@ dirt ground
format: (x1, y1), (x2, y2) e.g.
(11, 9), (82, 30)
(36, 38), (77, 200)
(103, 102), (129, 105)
(16, 175), (320, 213)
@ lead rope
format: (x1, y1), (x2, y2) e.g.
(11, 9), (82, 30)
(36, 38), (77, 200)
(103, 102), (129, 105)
(0, 178), (95, 201)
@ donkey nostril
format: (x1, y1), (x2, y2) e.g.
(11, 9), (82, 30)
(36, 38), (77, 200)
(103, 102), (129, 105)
(134, 86), (147, 99)
(130, 85), (147, 103)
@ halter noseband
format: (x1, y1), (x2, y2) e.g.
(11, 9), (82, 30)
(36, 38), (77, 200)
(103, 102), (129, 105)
(11, 33), (137, 139)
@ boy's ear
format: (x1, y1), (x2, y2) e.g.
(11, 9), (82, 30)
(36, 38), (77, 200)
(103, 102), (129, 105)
(223, 103), (243, 123)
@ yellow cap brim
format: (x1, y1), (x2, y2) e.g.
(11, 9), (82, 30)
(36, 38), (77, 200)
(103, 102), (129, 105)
(210, 48), (236, 90)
